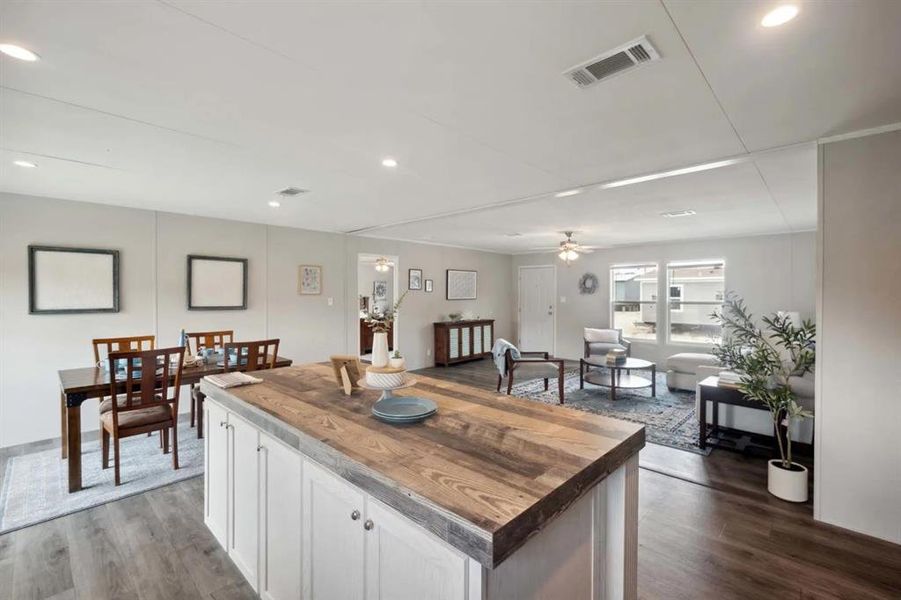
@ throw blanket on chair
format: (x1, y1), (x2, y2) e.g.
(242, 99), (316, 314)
(491, 338), (519, 377)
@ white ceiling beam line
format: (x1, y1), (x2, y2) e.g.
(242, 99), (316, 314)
(347, 140), (814, 235)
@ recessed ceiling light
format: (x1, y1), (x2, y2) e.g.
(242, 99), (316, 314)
(661, 209), (696, 218)
(761, 5), (799, 27)
(381, 157), (398, 168)
(600, 158), (742, 189)
(555, 189), (582, 198)
(268, 200), (281, 208)
(13, 160), (37, 168)
(504, 232), (523, 237)
(0, 44), (39, 62)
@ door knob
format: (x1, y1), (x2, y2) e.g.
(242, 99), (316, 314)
(351, 509), (361, 521)
(364, 519), (374, 531)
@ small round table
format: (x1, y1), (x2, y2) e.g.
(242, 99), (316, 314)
(579, 357), (656, 401)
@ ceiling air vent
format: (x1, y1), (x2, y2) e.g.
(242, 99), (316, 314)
(564, 35), (660, 89)
(277, 187), (308, 196)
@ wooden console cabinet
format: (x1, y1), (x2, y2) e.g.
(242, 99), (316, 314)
(433, 319), (494, 366)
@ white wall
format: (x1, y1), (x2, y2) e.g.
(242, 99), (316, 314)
(0, 192), (513, 447)
(816, 129), (901, 544)
(512, 231), (816, 364)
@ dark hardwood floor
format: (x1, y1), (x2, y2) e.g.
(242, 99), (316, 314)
(1, 358), (899, 599)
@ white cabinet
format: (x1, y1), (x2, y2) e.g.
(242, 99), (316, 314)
(258, 430), (302, 600)
(206, 399), (483, 600)
(228, 412), (259, 589)
(204, 401), (229, 549)
(302, 459), (366, 600)
(365, 497), (469, 600)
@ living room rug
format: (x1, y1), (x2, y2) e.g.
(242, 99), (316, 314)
(0, 416), (203, 534)
(510, 369), (712, 455)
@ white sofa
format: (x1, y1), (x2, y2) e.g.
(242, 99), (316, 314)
(665, 352), (720, 391)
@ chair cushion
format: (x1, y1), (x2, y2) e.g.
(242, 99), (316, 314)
(512, 361), (561, 380)
(98, 395), (130, 413)
(586, 342), (627, 356)
(584, 328), (619, 343)
(665, 353), (720, 374)
(101, 405), (172, 429)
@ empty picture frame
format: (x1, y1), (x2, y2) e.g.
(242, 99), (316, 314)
(28, 245), (120, 314)
(446, 269), (477, 300)
(187, 255), (248, 310)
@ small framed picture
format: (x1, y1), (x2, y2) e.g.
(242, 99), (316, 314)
(424, 279), (433, 293)
(373, 280), (388, 301)
(408, 268), (423, 290)
(298, 265), (322, 295)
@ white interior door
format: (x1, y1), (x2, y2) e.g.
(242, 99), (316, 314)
(519, 266), (556, 353)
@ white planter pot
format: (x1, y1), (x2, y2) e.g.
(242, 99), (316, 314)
(767, 459), (808, 503)
(389, 357), (405, 369)
(371, 332), (390, 368)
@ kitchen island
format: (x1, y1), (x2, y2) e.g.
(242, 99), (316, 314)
(200, 363), (644, 600)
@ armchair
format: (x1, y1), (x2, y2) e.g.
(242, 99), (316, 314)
(583, 328), (631, 359)
(496, 348), (566, 404)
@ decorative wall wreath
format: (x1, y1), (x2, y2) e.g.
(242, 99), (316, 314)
(579, 273), (599, 295)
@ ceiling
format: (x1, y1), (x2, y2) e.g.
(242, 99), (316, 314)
(1, 1), (899, 252)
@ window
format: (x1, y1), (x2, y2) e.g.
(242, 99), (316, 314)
(666, 261), (725, 344)
(610, 264), (657, 341)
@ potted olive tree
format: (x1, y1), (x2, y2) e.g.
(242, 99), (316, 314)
(711, 293), (815, 502)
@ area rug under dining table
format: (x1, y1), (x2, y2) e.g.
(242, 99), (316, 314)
(0, 416), (203, 534)
(511, 369), (713, 455)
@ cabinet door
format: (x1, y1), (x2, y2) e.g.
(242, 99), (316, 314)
(449, 327), (460, 359)
(302, 459), (366, 600)
(259, 431), (302, 600)
(229, 412), (259, 590)
(461, 326), (471, 357)
(204, 401), (229, 549)
(473, 326), (483, 354)
(483, 324), (492, 354)
(364, 497), (469, 600)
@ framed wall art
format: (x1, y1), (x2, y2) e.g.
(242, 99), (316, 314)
(373, 280), (388, 301)
(28, 245), (120, 314)
(187, 255), (248, 310)
(298, 264), (322, 295)
(424, 279), (434, 293)
(408, 268), (423, 290)
(446, 269), (477, 300)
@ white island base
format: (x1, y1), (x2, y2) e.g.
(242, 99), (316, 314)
(204, 398), (638, 600)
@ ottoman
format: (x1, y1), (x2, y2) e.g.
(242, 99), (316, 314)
(665, 352), (720, 391)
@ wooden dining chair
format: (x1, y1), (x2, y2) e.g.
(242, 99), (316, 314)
(92, 335), (156, 413)
(101, 346), (185, 486)
(224, 339), (280, 372)
(185, 330), (233, 355)
(185, 330), (234, 428)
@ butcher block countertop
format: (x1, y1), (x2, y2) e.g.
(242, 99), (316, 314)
(199, 363), (645, 568)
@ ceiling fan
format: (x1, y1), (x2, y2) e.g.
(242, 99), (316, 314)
(529, 231), (598, 265)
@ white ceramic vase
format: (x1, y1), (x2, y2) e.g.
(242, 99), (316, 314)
(767, 459), (808, 503)
(371, 332), (390, 368)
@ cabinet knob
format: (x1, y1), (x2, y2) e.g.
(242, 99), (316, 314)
(350, 509), (361, 521)
(364, 519), (374, 531)
(256, 445), (263, 452)
(219, 421), (227, 428)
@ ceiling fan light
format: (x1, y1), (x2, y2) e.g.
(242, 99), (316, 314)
(374, 257), (391, 272)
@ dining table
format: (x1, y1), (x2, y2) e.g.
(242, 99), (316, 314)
(57, 356), (293, 493)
